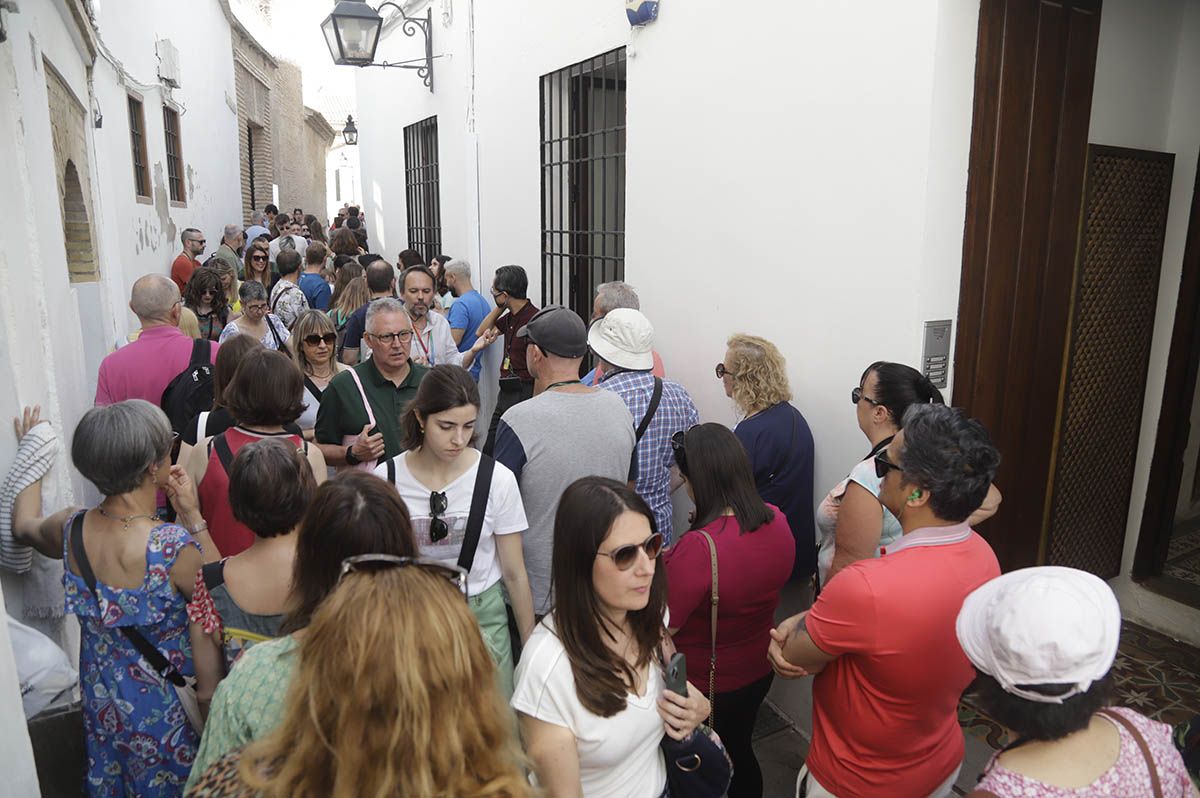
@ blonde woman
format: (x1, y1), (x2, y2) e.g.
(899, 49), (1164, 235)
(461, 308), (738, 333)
(186, 558), (531, 797)
(718, 333), (816, 583)
(328, 274), (370, 357)
(291, 309), (349, 441)
(210, 259), (242, 316)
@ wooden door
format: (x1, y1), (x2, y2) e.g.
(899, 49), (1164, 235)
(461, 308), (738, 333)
(953, 0), (1103, 570)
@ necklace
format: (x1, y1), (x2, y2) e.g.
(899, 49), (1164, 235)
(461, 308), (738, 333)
(545, 379), (582, 391)
(309, 366), (335, 380)
(97, 505), (158, 530)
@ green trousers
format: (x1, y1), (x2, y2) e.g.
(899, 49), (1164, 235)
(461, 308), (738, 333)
(469, 581), (515, 699)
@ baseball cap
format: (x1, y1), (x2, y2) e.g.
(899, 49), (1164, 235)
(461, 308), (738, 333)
(517, 305), (587, 358)
(588, 308), (654, 370)
(955, 566), (1121, 704)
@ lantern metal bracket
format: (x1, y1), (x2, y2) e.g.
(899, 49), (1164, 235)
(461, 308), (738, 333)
(366, 4), (433, 92)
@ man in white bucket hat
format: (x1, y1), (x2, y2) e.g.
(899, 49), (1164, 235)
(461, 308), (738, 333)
(590, 308), (698, 543)
(957, 566), (1194, 796)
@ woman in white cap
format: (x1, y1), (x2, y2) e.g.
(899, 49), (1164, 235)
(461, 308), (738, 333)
(956, 566), (1195, 797)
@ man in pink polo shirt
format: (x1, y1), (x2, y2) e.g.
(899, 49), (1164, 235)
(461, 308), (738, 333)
(95, 274), (219, 406)
(769, 404), (1001, 798)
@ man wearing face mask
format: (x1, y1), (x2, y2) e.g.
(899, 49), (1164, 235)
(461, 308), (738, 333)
(400, 265), (494, 369)
(767, 404), (1001, 798)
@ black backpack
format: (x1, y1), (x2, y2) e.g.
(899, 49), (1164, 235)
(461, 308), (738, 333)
(161, 339), (214, 434)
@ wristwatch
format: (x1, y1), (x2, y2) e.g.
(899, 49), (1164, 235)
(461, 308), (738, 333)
(345, 445), (362, 466)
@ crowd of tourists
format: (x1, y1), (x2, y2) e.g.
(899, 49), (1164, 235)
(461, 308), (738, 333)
(5, 202), (1196, 797)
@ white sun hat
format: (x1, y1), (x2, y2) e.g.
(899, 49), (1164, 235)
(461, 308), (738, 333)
(955, 566), (1121, 704)
(587, 308), (654, 371)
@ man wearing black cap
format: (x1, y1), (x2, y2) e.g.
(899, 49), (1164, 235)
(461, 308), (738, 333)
(492, 305), (638, 615)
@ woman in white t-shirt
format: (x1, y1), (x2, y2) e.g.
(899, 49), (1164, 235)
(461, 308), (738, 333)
(375, 364), (535, 697)
(511, 477), (711, 798)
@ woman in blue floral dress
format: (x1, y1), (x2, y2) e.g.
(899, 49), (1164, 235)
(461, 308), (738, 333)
(11, 401), (218, 796)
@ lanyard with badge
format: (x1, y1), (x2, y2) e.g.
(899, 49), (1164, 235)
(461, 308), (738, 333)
(409, 310), (434, 364)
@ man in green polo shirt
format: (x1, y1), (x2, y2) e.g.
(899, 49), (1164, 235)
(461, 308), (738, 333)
(315, 297), (429, 467)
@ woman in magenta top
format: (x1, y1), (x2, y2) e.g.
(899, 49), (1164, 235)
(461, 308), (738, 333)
(184, 348), (327, 556)
(664, 422), (794, 798)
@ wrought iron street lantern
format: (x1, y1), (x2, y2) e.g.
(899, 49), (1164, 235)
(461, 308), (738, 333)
(342, 115), (358, 146)
(322, 0), (434, 92)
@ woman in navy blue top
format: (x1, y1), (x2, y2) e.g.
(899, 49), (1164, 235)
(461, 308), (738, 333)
(718, 334), (816, 582)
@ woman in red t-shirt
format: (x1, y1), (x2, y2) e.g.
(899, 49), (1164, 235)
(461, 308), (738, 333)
(665, 423), (795, 798)
(183, 348), (327, 556)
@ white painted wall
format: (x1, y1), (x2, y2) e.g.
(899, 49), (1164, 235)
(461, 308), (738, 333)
(90, 0), (244, 344)
(1087, 0), (1200, 645)
(357, 0), (979, 502)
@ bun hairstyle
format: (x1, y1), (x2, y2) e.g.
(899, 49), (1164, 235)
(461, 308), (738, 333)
(861, 361), (945, 427)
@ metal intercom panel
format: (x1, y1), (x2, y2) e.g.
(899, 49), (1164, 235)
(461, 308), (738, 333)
(922, 320), (952, 389)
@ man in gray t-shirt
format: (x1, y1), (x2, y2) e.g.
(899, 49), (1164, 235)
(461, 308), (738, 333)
(493, 305), (636, 614)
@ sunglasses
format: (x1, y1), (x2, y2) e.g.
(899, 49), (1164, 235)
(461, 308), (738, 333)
(714, 363), (736, 379)
(190, 239), (206, 246)
(429, 490), (449, 543)
(303, 332), (338, 347)
(852, 386), (884, 407)
(670, 427), (697, 477)
(597, 532), (664, 571)
(251, 254), (268, 262)
(338, 554), (467, 595)
(874, 450), (903, 479)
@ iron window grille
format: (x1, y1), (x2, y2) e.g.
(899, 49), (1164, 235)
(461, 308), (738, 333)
(247, 125), (257, 212)
(163, 106), (185, 203)
(403, 115), (442, 264)
(540, 47), (627, 321)
(127, 95), (150, 198)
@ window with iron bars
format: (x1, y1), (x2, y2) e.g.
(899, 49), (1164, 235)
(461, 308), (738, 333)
(163, 105), (185, 204)
(403, 116), (442, 264)
(540, 48), (626, 322)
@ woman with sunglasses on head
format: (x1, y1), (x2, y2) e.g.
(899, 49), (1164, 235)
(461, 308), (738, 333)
(718, 333), (816, 585)
(512, 476), (711, 798)
(219, 281), (290, 352)
(665, 423), (795, 798)
(815, 362), (1001, 586)
(186, 471), (421, 790)
(187, 555), (532, 797)
(184, 267), (231, 342)
(187, 438), (314, 719)
(290, 310), (349, 443)
(375, 364), (534, 697)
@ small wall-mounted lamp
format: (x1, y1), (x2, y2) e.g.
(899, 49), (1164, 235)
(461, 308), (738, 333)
(342, 115), (358, 146)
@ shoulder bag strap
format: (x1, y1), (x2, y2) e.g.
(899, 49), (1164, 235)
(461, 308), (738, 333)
(457, 454), (496, 574)
(188, 337), (210, 367)
(266, 315), (285, 349)
(635, 378), (664, 443)
(346, 367), (377, 429)
(269, 282), (292, 313)
(200, 559), (226, 591)
(386, 456), (396, 484)
(195, 411), (210, 443)
(213, 432), (235, 475)
(1098, 709), (1163, 798)
(302, 376), (324, 402)
(69, 513), (187, 687)
(695, 528), (718, 725)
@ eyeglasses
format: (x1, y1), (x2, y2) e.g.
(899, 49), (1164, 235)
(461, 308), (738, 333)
(596, 532), (664, 571)
(303, 332), (338, 346)
(338, 554), (467, 596)
(715, 363), (737, 379)
(251, 254), (268, 262)
(367, 330), (414, 345)
(245, 303), (269, 313)
(852, 386), (884, 407)
(874, 450), (903, 479)
(429, 491), (449, 543)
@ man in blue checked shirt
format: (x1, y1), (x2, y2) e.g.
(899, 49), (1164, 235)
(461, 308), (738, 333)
(590, 309), (700, 544)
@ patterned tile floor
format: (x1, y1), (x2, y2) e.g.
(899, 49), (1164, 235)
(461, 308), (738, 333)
(959, 620), (1200, 752)
(1164, 524), (1200, 587)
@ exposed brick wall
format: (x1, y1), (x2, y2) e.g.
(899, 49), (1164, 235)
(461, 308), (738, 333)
(44, 59), (100, 283)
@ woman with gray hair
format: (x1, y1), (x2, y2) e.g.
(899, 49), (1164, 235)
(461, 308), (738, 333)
(11, 400), (217, 796)
(219, 280), (290, 352)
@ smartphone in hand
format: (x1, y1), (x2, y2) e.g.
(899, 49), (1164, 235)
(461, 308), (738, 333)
(664, 652), (689, 696)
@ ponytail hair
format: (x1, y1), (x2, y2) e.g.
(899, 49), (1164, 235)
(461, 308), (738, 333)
(400, 365), (480, 451)
(861, 361), (945, 427)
